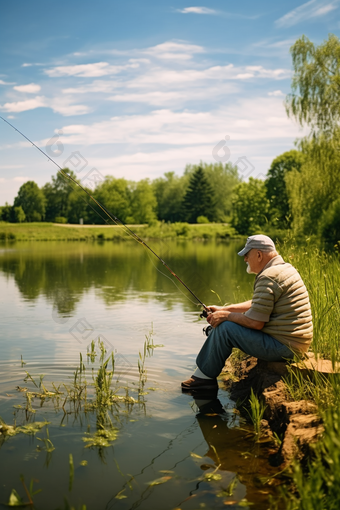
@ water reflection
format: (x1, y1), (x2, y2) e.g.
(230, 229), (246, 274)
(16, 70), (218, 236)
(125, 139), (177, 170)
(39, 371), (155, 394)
(0, 240), (280, 510)
(191, 395), (282, 509)
(0, 240), (252, 315)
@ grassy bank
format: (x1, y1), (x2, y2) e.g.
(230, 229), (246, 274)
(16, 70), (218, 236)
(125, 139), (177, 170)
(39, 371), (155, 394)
(272, 238), (340, 509)
(0, 221), (238, 241)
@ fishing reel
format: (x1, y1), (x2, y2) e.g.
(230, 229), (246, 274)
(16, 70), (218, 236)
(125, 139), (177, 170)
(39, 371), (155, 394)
(200, 308), (213, 337)
(203, 325), (213, 337)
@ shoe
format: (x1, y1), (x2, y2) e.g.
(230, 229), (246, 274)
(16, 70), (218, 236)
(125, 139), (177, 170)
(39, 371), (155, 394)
(181, 375), (218, 391)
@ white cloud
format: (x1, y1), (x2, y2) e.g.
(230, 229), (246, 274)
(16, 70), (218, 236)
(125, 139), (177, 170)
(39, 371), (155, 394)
(276, 0), (339, 27)
(55, 58), (289, 109)
(51, 97), (90, 116)
(45, 62), (139, 78)
(13, 83), (41, 93)
(62, 80), (120, 95)
(127, 64), (289, 91)
(0, 96), (47, 113)
(22, 63), (32, 67)
(0, 79), (15, 85)
(314, 3), (337, 14)
(44, 97), (306, 183)
(178, 6), (217, 14)
(108, 91), (185, 105)
(0, 95), (89, 116)
(55, 97), (303, 148)
(144, 41), (205, 61)
(268, 90), (285, 96)
(13, 176), (29, 182)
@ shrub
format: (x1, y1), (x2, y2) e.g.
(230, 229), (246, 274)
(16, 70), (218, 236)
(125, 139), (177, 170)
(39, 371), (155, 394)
(197, 215), (209, 224)
(54, 216), (68, 224)
(319, 198), (340, 249)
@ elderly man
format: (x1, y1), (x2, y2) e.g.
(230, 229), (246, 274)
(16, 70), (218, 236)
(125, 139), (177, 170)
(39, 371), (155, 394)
(182, 235), (313, 391)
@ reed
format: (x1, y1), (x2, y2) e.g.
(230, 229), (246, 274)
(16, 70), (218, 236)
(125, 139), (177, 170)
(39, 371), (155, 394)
(272, 241), (340, 508)
(245, 389), (266, 437)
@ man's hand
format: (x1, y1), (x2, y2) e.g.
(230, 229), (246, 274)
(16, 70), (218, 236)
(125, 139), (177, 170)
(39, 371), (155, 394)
(206, 305), (223, 313)
(206, 310), (230, 327)
(206, 310), (265, 331)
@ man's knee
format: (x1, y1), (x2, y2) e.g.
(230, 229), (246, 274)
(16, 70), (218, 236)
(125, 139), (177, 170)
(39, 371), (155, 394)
(217, 321), (241, 337)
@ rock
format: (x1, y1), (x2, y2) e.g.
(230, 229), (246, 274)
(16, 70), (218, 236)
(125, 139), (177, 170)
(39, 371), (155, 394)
(224, 356), (324, 466)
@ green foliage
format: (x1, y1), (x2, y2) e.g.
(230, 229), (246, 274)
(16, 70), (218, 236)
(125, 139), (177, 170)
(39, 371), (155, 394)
(286, 33), (340, 134)
(0, 221), (237, 242)
(182, 166), (216, 223)
(55, 216), (68, 224)
(153, 171), (189, 222)
(265, 150), (305, 228)
(0, 203), (12, 222)
(12, 206), (26, 223)
(197, 215), (209, 224)
(7, 476), (42, 507)
(282, 34), (340, 241)
(278, 239), (340, 362)
(92, 176), (131, 224)
(318, 197), (340, 249)
(6, 162), (241, 226)
(231, 178), (270, 235)
(185, 162), (241, 221)
(128, 178), (157, 224)
(14, 181), (46, 222)
(276, 404), (340, 510)
(43, 170), (87, 224)
(245, 389), (266, 436)
(285, 132), (340, 236)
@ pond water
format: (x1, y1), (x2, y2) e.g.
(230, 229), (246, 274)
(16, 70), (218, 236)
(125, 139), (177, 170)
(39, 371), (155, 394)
(0, 240), (283, 510)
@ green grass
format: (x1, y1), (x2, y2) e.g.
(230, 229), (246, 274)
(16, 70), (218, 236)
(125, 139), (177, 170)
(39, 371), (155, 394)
(278, 238), (340, 363)
(0, 221), (238, 241)
(272, 238), (340, 509)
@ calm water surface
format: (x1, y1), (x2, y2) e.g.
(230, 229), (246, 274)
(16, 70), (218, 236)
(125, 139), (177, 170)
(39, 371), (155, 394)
(0, 240), (282, 510)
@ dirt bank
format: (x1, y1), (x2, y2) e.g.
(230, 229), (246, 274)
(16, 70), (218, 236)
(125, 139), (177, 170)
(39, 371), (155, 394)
(221, 356), (324, 466)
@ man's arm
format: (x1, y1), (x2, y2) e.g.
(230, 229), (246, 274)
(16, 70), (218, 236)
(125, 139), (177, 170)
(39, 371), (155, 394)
(207, 300), (252, 314)
(206, 309), (265, 330)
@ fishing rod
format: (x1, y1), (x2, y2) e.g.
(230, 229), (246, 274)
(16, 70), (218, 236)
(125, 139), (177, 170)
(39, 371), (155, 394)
(0, 116), (209, 316)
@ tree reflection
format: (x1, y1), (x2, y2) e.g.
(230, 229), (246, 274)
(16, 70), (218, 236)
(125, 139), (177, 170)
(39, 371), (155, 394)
(0, 240), (251, 315)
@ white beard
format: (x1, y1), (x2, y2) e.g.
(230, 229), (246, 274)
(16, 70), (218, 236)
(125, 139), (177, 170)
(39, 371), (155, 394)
(246, 262), (255, 274)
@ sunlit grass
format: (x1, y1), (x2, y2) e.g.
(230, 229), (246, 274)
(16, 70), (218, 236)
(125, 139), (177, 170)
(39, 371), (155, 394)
(272, 239), (340, 509)
(0, 221), (238, 241)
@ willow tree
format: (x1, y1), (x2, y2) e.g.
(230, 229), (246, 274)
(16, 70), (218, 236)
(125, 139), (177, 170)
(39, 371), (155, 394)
(286, 34), (340, 135)
(265, 150), (305, 228)
(285, 133), (340, 236)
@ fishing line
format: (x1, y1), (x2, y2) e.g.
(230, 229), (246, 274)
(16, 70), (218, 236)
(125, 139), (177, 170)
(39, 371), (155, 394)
(144, 248), (200, 307)
(1, 116), (208, 313)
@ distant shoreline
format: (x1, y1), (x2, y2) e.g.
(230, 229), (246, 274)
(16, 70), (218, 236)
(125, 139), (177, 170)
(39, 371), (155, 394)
(0, 221), (239, 241)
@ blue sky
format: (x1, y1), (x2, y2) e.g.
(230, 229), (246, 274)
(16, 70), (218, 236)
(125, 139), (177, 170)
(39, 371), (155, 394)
(0, 0), (339, 205)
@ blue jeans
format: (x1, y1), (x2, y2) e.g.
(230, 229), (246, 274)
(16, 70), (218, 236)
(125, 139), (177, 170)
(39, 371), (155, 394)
(196, 321), (295, 379)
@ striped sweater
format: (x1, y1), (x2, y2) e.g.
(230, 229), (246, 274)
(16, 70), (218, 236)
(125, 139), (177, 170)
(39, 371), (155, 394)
(245, 255), (313, 353)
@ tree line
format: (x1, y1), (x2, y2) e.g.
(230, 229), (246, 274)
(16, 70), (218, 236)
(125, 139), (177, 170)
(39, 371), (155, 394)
(1, 34), (340, 247)
(0, 162), (242, 226)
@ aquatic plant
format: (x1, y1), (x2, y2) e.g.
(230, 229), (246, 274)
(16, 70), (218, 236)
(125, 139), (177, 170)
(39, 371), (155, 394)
(245, 389), (267, 437)
(7, 475), (41, 507)
(0, 417), (50, 439)
(138, 325), (163, 396)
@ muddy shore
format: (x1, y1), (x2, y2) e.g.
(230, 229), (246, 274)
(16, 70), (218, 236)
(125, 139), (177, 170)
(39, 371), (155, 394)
(221, 356), (324, 466)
